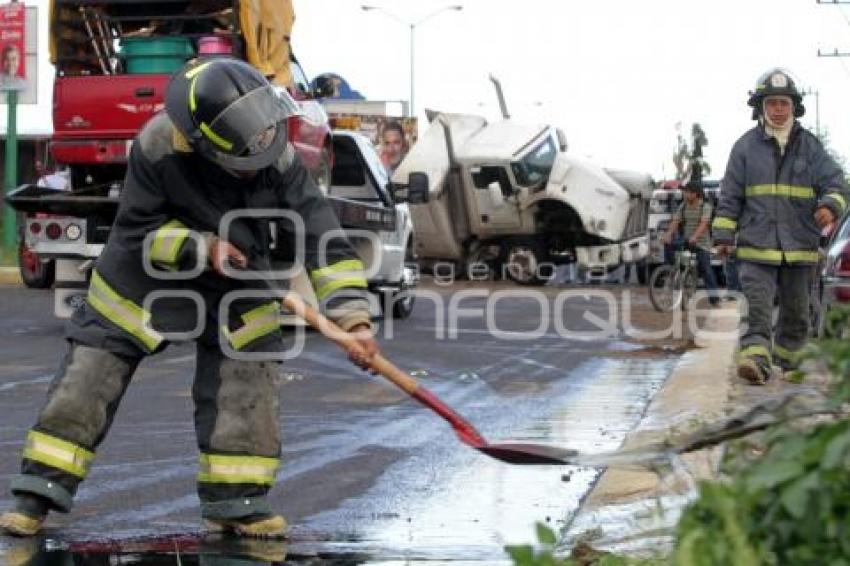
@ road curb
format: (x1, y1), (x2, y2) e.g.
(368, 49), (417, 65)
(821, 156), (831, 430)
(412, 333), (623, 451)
(0, 266), (21, 286)
(564, 303), (741, 555)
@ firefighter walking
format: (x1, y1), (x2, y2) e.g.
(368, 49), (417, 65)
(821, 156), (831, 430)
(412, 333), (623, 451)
(0, 59), (378, 537)
(713, 68), (848, 384)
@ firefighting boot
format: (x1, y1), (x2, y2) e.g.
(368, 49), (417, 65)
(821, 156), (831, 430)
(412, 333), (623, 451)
(737, 356), (772, 385)
(200, 537), (288, 564)
(4, 541), (39, 566)
(204, 514), (288, 539)
(0, 493), (50, 536)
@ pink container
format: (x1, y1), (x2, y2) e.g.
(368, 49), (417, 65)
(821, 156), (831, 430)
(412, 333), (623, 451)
(198, 36), (233, 55)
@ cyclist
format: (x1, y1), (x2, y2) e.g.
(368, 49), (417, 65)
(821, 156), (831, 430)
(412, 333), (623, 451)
(661, 180), (720, 306)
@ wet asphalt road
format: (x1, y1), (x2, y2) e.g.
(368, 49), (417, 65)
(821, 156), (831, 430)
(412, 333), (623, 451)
(0, 280), (677, 564)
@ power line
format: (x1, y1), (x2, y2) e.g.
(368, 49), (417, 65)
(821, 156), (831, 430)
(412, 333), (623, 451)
(835, 1), (850, 27)
(817, 0), (850, 59)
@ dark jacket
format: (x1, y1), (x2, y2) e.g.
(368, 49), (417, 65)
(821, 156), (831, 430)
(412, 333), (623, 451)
(86, 113), (369, 354)
(713, 122), (848, 265)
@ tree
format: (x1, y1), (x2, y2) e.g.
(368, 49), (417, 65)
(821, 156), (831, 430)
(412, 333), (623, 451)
(672, 122), (689, 182)
(671, 122), (711, 183)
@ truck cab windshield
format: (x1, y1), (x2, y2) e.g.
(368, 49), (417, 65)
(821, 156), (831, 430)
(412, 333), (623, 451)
(511, 136), (557, 187)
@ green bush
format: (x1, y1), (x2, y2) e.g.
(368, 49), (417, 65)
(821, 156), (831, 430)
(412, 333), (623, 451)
(673, 308), (850, 565)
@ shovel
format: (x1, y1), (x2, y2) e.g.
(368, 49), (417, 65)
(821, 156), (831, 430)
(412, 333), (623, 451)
(279, 291), (578, 465)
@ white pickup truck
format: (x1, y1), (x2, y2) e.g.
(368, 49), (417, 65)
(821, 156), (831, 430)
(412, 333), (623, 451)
(9, 130), (417, 321)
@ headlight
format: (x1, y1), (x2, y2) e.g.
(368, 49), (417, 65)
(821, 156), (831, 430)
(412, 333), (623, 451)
(65, 224), (82, 241)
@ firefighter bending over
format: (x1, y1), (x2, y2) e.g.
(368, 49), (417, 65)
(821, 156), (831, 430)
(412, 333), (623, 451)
(0, 59), (378, 537)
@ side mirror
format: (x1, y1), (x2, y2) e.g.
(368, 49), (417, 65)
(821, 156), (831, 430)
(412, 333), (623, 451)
(487, 182), (504, 206)
(556, 128), (568, 152)
(407, 172), (429, 204)
(392, 172), (430, 204)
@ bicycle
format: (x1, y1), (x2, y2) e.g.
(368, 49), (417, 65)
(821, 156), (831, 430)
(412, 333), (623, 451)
(649, 244), (699, 312)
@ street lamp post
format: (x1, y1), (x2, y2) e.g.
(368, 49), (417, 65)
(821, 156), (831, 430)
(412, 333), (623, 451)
(361, 4), (462, 117)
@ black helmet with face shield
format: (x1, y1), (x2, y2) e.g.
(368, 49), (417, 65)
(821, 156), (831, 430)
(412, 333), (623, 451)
(166, 58), (299, 171)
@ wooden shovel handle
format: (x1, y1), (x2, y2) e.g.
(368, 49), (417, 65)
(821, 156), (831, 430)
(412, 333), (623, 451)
(280, 293), (420, 395)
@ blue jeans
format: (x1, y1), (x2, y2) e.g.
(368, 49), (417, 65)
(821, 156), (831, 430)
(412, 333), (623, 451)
(725, 253), (742, 292)
(664, 237), (719, 298)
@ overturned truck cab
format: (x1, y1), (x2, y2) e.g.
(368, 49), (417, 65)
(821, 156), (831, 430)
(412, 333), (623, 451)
(390, 113), (652, 285)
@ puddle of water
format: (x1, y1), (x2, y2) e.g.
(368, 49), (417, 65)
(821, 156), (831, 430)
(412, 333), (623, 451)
(301, 356), (675, 563)
(0, 357), (677, 564)
(0, 374), (53, 392)
(1, 534), (374, 564)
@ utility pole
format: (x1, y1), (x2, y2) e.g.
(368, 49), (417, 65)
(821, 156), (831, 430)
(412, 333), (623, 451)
(802, 87), (821, 138)
(814, 0), (850, 140)
(816, 0), (850, 58)
(3, 88), (17, 255)
(817, 47), (850, 57)
(361, 5), (463, 117)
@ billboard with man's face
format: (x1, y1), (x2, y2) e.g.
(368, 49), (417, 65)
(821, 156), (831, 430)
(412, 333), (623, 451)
(329, 114), (418, 175)
(0, 1), (25, 91)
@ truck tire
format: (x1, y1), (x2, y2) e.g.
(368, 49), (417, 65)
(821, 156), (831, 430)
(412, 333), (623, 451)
(382, 273), (417, 319)
(386, 289), (416, 319)
(388, 245), (419, 318)
(504, 242), (547, 285)
(18, 243), (55, 289)
(636, 259), (649, 285)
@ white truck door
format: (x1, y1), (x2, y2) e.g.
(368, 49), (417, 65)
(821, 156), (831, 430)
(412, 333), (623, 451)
(467, 165), (522, 230)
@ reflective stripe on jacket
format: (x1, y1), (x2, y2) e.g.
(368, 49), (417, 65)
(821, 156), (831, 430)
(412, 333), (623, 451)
(713, 122), (848, 265)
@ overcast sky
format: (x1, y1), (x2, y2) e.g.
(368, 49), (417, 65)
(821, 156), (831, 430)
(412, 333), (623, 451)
(12, 0), (850, 180)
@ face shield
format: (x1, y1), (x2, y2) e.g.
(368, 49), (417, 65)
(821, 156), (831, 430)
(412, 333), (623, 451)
(201, 85), (300, 171)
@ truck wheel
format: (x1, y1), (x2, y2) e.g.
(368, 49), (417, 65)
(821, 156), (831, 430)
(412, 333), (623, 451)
(18, 243), (54, 289)
(504, 243), (547, 285)
(383, 264), (418, 319)
(388, 289), (416, 319)
(636, 259), (649, 285)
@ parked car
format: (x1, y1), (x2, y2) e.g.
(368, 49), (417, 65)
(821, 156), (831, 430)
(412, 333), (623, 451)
(817, 213), (850, 337)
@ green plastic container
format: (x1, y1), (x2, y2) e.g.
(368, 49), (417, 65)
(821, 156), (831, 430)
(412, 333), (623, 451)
(120, 37), (194, 74)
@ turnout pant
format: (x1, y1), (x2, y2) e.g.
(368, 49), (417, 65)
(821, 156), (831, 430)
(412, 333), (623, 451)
(738, 260), (811, 370)
(10, 299), (284, 520)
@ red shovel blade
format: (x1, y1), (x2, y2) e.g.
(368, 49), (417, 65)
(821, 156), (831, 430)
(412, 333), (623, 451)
(477, 443), (579, 465)
(412, 387), (577, 465)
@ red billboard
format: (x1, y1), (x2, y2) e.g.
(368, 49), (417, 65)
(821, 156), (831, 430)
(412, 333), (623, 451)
(0, 1), (24, 89)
